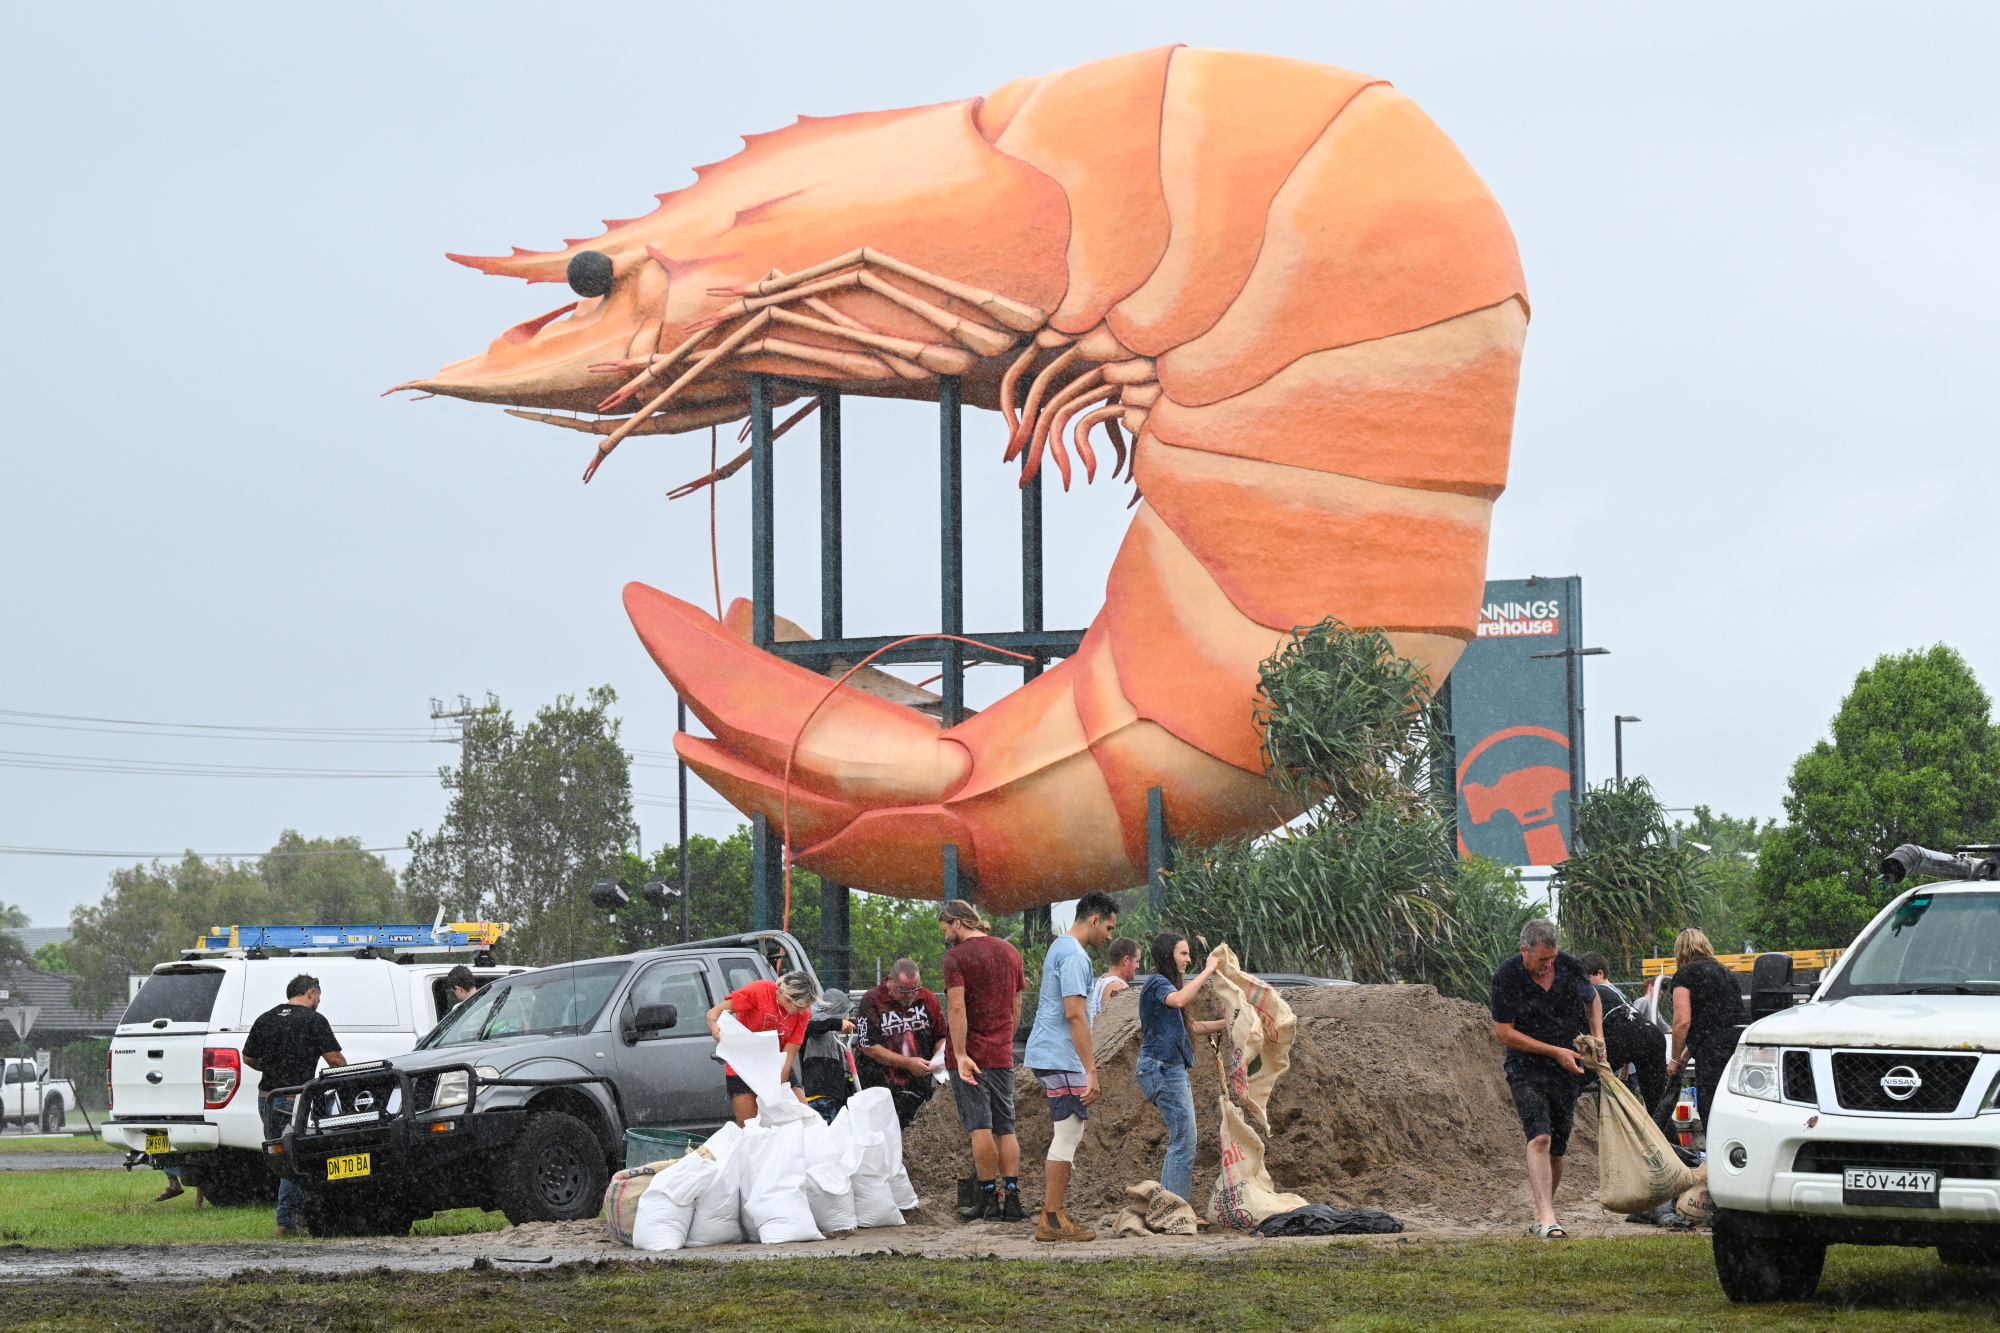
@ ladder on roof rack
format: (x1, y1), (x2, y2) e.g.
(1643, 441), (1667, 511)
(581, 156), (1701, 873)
(189, 923), (509, 955)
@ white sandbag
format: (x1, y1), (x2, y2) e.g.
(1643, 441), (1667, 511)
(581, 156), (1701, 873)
(717, 1011), (790, 1103)
(739, 1118), (824, 1245)
(847, 1087), (919, 1214)
(631, 1148), (714, 1251)
(841, 1091), (907, 1229)
(801, 1110), (860, 1234)
(682, 1123), (749, 1248)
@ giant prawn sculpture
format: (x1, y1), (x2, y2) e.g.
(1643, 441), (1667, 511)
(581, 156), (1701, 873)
(398, 47), (1528, 914)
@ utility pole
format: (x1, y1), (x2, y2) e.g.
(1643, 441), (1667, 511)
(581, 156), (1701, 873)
(428, 694), (500, 922)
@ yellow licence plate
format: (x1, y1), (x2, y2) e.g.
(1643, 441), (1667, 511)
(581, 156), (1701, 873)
(327, 1153), (371, 1181)
(144, 1132), (170, 1155)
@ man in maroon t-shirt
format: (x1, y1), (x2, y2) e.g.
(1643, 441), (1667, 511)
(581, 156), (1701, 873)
(940, 898), (1026, 1222)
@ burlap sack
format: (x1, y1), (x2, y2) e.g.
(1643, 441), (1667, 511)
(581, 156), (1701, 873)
(1113, 1179), (1200, 1237)
(1576, 1039), (1706, 1214)
(1207, 946), (1309, 1229)
(603, 1159), (676, 1247)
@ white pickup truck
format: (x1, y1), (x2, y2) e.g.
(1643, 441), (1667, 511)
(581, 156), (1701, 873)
(1706, 846), (2000, 1302)
(2, 1057), (79, 1133)
(107, 955), (525, 1204)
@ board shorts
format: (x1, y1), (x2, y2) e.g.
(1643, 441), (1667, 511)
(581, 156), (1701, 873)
(1507, 1072), (1581, 1156)
(1031, 1068), (1091, 1123)
(949, 1064), (1017, 1137)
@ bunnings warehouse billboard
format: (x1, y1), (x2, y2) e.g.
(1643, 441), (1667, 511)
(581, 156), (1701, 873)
(1447, 576), (1587, 866)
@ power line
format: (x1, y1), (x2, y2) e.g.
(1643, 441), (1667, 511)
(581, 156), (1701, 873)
(0, 750), (435, 779)
(0, 844), (407, 860)
(0, 717), (444, 745)
(0, 708), (435, 739)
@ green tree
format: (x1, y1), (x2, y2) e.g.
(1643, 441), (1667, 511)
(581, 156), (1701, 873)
(34, 941), (75, 972)
(1673, 806), (1774, 956)
(1164, 620), (1495, 990)
(0, 902), (29, 928)
(600, 832), (956, 992)
(404, 688), (638, 966)
(62, 835), (400, 1017)
(1753, 645), (2000, 948)
(1552, 778), (1708, 975)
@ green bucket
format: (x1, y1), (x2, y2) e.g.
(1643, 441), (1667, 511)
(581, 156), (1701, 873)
(623, 1126), (707, 1172)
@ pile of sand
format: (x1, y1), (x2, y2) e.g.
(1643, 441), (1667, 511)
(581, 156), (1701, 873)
(901, 983), (1602, 1231)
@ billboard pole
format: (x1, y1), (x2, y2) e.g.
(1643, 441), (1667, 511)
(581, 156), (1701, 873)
(1529, 643), (1609, 848)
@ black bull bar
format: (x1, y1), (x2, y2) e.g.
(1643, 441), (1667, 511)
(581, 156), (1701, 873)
(265, 1061), (626, 1182)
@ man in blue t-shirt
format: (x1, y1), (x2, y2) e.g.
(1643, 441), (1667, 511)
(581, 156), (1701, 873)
(1024, 890), (1120, 1243)
(1489, 919), (1604, 1239)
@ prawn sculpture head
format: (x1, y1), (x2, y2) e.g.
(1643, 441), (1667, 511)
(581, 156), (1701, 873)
(399, 47), (1529, 915)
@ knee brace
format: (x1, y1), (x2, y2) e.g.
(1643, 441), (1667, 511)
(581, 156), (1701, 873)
(1047, 1115), (1087, 1163)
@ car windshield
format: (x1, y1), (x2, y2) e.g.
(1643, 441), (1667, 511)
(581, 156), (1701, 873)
(420, 961), (630, 1047)
(1826, 891), (2000, 997)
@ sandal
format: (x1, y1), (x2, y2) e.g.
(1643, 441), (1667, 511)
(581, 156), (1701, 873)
(1529, 1222), (1568, 1239)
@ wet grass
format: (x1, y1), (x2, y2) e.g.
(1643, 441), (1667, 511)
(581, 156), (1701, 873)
(3, 1241), (1997, 1331)
(0, 1169), (507, 1247)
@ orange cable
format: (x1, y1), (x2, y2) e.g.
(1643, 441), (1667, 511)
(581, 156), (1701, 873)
(779, 635), (1032, 931)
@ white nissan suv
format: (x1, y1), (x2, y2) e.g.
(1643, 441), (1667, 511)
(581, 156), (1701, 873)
(1706, 847), (2000, 1302)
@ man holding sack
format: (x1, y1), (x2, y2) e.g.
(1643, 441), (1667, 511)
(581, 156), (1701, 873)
(1489, 920), (1603, 1239)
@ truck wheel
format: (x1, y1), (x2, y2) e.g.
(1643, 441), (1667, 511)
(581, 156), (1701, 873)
(1712, 1209), (1824, 1302)
(495, 1111), (609, 1225)
(40, 1098), (64, 1134)
(301, 1188), (415, 1238)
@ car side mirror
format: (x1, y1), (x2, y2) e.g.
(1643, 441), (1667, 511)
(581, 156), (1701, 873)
(633, 1003), (678, 1035)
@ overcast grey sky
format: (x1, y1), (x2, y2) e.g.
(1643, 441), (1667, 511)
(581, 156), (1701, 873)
(4, 4), (1995, 926)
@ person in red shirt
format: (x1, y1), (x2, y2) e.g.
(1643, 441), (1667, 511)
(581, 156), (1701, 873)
(939, 899), (1027, 1222)
(706, 971), (817, 1125)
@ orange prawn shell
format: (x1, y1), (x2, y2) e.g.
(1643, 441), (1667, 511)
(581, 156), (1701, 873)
(422, 48), (1530, 913)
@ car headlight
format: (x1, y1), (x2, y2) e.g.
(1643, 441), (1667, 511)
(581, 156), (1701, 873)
(431, 1070), (470, 1110)
(1726, 1046), (1782, 1102)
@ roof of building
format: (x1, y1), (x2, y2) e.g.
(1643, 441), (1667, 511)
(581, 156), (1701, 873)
(0, 967), (116, 1043)
(2, 927), (74, 952)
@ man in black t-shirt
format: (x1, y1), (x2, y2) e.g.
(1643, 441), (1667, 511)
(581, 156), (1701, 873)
(242, 974), (346, 1237)
(1578, 951), (1670, 1132)
(1490, 920), (1603, 1238)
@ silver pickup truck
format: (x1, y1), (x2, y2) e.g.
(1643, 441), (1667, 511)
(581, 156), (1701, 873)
(270, 931), (817, 1237)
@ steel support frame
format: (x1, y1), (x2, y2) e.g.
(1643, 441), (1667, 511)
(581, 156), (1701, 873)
(741, 373), (1089, 969)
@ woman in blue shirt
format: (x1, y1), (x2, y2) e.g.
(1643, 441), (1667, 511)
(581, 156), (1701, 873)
(1137, 933), (1226, 1207)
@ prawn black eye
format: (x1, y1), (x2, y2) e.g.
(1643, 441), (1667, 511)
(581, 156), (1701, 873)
(567, 249), (615, 298)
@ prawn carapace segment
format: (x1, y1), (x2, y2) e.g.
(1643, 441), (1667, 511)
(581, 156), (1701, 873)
(414, 49), (1529, 912)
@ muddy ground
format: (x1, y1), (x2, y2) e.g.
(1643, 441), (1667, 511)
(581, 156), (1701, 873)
(904, 981), (1610, 1231)
(1, 984), (1669, 1281)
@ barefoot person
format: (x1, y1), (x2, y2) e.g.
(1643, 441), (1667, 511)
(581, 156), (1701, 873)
(940, 899), (1027, 1222)
(1138, 933), (1225, 1209)
(1490, 919), (1603, 1239)
(1027, 890), (1120, 1243)
(706, 971), (818, 1125)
